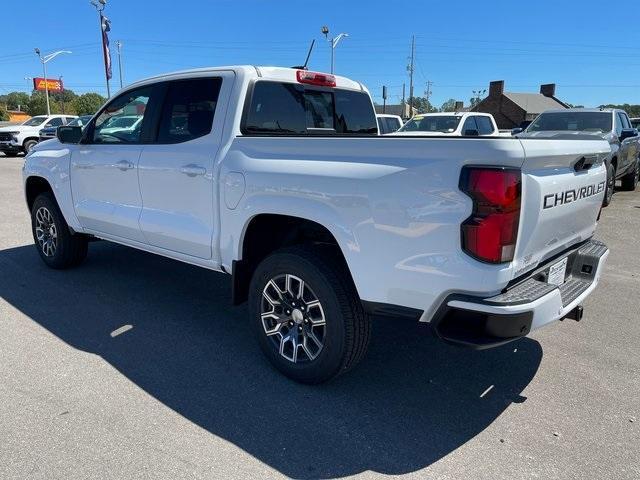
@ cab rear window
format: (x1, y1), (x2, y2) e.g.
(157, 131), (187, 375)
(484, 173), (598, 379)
(242, 81), (377, 135)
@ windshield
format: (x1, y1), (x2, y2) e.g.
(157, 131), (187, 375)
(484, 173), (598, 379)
(22, 116), (47, 126)
(399, 115), (462, 133)
(527, 112), (612, 133)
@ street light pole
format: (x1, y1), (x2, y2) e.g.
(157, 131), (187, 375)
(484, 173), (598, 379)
(321, 26), (349, 74)
(34, 49), (72, 116)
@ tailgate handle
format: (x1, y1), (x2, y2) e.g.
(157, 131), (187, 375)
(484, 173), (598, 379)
(573, 156), (596, 172)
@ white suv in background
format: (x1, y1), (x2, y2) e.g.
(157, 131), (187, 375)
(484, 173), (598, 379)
(0, 114), (76, 155)
(392, 112), (500, 136)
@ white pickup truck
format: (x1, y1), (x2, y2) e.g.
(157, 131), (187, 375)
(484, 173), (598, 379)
(23, 66), (611, 383)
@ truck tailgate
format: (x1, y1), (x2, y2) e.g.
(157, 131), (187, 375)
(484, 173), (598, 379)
(512, 138), (610, 278)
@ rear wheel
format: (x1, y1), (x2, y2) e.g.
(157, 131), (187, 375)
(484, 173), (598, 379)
(603, 162), (615, 207)
(31, 193), (88, 269)
(620, 160), (639, 191)
(249, 246), (370, 384)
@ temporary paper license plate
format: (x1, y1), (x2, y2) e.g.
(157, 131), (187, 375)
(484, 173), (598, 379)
(547, 257), (568, 286)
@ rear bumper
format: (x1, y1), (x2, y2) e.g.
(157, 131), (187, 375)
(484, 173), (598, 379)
(432, 239), (609, 349)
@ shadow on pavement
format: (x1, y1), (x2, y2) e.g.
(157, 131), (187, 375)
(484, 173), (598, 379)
(0, 242), (542, 478)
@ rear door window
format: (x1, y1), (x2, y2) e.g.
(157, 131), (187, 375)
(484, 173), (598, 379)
(45, 117), (64, 127)
(157, 78), (222, 143)
(243, 81), (377, 135)
(461, 116), (479, 135)
(618, 112), (631, 129)
(475, 116), (495, 135)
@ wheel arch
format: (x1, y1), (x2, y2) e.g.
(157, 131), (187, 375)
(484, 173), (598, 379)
(231, 213), (358, 305)
(25, 175), (55, 212)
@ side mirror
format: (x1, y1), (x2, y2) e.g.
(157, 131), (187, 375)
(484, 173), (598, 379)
(511, 127), (524, 135)
(463, 129), (479, 136)
(57, 125), (83, 144)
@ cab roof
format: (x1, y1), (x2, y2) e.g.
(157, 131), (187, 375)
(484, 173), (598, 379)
(127, 65), (367, 93)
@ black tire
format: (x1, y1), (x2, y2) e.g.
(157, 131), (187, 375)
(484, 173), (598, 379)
(249, 245), (370, 384)
(620, 160), (639, 191)
(23, 139), (38, 154)
(603, 161), (615, 207)
(31, 192), (88, 269)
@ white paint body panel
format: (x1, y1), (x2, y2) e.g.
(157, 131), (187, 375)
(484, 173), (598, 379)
(22, 65), (612, 331)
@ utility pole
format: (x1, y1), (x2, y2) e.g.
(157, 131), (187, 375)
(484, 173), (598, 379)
(407, 35), (415, 116)
(116, 40), (123, 89)
(382, 85), (387, 114)
(424, 80), (433, 109)
(401, 83), (406, 118)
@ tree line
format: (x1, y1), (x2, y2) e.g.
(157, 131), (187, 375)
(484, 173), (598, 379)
(0, 90), (107, 121)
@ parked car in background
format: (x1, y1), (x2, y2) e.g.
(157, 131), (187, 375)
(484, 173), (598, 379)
(39, 115), (93, 142)
(519, 108), (640, 205)
(631, 117), (640, 130)
(376, 114), (403, 134)
(23, 66), (611, 383)
(98, 115), (143, 138)
(392, 112), (500, 136)
(0, 115), (76, 155)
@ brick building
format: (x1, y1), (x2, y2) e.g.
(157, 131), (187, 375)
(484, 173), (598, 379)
(471, 80), (569, 129)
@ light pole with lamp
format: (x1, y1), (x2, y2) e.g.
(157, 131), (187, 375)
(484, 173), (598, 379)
(34, 49), (72, 116)
(321, 26), (349, 74)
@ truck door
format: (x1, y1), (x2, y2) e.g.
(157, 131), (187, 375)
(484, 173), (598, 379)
(137, 73), (233, 260)
(71, 85), (157, 243)
(618, 112), (637, 174)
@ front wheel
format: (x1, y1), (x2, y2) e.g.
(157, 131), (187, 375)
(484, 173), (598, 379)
(23, 139), (38, 154)
(603, 162), (615, 207)
(620, 160), (639, 191)
(31, 193), (88, 269)
(249, 246), (371, 384)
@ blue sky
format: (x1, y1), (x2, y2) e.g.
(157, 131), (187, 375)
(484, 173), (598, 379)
(2, 0), (639, 108)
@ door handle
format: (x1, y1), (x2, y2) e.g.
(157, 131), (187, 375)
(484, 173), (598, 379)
(180, 164), (206, 177)
(116, 160), (135, 171)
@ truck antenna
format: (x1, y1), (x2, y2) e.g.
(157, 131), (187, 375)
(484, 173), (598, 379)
(291, 39), (315, 70)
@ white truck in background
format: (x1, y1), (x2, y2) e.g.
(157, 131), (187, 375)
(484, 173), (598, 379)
(23, 66), (610, 383)
(392, 111), (502, 136)
(0, 114), (77, 155)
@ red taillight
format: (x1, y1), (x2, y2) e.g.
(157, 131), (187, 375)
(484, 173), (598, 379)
(460, 167), (521, 263)
(296, 70), (336, 87)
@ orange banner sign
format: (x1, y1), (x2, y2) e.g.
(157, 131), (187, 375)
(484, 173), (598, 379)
(33, 78), (64, 93)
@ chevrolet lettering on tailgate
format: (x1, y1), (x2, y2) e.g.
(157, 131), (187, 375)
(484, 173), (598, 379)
(543, 181), (606, 209)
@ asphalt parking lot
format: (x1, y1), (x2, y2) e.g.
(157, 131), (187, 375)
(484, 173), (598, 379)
(0, 152), (638, 480)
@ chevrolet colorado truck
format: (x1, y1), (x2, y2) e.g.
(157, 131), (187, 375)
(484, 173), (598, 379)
(520, 108), (640, 205)
(23, 66), (611, 383)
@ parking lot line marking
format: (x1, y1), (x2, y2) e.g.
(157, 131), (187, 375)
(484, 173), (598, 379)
(110, 324), (133, 337)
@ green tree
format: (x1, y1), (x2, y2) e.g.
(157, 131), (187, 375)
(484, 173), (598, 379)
(26, 92), (50, 117)
(1, 92), (30, 111)
(0, 105), (9, 122)
(408, 96), (437, 114)
(73, 93), (106, 115)
(440, 98), (458, 112)
(51, 89), (79, 114)
(598, 104), (640, 117)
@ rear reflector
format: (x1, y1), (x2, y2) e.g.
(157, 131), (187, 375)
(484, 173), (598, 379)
(296, 70), (336, 87)
(460, 167), (521, 263)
